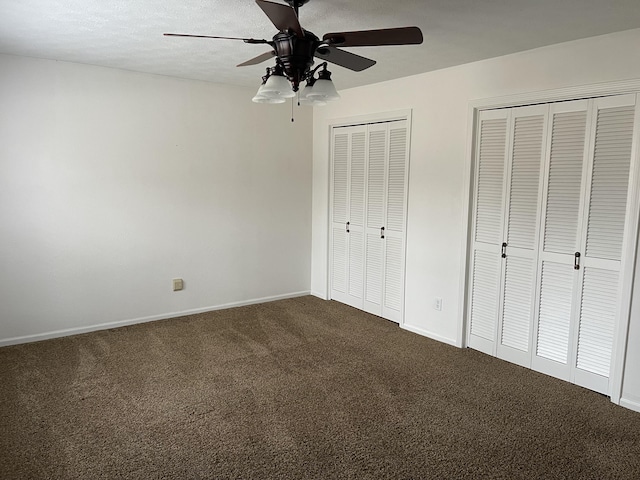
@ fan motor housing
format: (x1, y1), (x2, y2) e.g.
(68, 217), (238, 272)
(273, 30), (319, 90)
(285, 0), (311, 8)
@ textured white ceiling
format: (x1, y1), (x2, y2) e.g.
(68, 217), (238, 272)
(1, 0), (640, 91)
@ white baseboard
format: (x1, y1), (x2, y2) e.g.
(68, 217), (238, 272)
(0, 291), (311, 347)
(310, 291), (329, 300)
(400, 323), (460, 347)
(619, 397), (640, 414)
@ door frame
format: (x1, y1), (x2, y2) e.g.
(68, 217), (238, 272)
(327, 109), (413, 326)
(460, 80), (640, 404)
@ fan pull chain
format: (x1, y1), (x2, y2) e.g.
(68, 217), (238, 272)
(291, 97), (295, 123)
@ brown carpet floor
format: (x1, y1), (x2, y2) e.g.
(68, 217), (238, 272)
(1, 296), (639, 479)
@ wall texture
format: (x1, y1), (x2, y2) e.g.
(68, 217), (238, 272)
(311, 28), (640, 409)
(0, 54), (313, 344)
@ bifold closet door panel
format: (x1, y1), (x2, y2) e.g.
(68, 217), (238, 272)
(382, 121), (409, 322)
(331, 130), (349, 300)
(531, 100), (590, 381)
(330, 125), (367, 308)
(363, 123), (388, 315)
(361, 120), (409, 321)
(573, 94), (637, 394)
(347, 130), (366, 303)
(497, 105), (548, 368)
(468, 109), (510, 354)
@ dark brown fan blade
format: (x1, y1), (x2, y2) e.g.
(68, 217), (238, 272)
(237, 50), (276, 67)
(314, 46), (376, 72)
(323, 26), (423, 47)
(164, 33), (269, 44)
(255, 0), (304, 37)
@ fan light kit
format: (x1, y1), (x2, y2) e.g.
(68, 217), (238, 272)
(165, 0), (423, 106)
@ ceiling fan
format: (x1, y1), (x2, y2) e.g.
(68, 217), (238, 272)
(164, 0), (423, 104)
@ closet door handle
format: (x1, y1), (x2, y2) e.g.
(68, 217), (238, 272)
(501, 242), (507, 258)
(346, 221), (350, 233)
(574, 252), (581, 270)
(381, 227), (385, 239)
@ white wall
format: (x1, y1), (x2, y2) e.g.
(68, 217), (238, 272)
(0, 54), (313, 344)
(311, 29), (640, 402)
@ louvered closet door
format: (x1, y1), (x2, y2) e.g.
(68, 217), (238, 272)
(496, 105), (548, 368)
(330, 130), (349, 299)
(571, 94), (637, 394)
(382, 120), (409, 322)
(330, 125), (367, 309)
(468, 109), (511, 355)
(468, 95), (640, 396)
(363, 123), (389, 316)
(531, 100), (590, 381)
(330, 118), (411, 324)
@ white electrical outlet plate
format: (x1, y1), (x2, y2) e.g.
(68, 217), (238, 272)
(434, 297), (442, 311)
(173, 278), (184, 291)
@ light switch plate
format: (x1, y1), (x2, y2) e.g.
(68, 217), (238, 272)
(173, 278), (184, 291)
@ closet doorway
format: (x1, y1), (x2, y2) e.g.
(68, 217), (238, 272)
(466, 94), (640, 396)
(329, 111), (411, 324)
